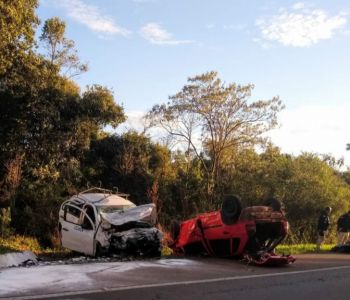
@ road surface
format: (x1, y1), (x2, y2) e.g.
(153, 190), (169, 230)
(1, 253), (350, 299)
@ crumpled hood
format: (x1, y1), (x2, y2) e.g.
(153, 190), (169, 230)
(100, 203), (157, 227)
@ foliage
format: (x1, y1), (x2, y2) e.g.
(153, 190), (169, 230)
(40, 17), (88, 77)
(83, 132), (172, 205)
(0, 8), (125, 244)
(1, 0), (350, 249)
(0, 235), (42, 254)
(0, 0), (39, 75)
(0, 235), (70, 255)
(276, 243), (335, 255)
(161, 245), (174, 256)
(146, 71), (284, 205)
(222, 147), (350, 242)
(0, 208), (12, 237)
(81, 85), (125, 129)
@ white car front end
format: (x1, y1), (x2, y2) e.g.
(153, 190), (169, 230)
(58, 188), (162, 256)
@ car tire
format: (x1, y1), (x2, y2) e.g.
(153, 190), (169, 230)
(95, 242), (103, 257)
(171, 221), (180, 241)
(58, 223), (63, 247)
(220, 195), (242, 225)
(264, 197), (283, 212)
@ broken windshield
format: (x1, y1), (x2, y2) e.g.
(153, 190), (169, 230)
(98, 205), (135, 213)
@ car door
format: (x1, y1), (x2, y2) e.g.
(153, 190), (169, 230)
(78, 204), (97, 256)
(60, 203), (95, 255)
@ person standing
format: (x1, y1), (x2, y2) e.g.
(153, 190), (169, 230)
(316, 206), (332, 251)
(336, 211), (350, 246)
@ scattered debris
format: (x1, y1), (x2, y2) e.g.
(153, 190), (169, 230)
(0, 251), (38, 268)
(0, 258), (199, 297)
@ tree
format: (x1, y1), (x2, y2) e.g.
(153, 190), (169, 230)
(83, 132), (172, 206)
(0, 1), (129, 243)
(223, 148), (350, 243)
(0, 0), (39, 75)
(40, 17), (88, 77)
(81, 85), (125, 129)
(146, 71), (284, 203)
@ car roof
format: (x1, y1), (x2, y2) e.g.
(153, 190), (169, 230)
(67, 189), (136, 207)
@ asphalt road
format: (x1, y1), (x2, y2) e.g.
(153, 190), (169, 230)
(1, 254), (350, 300)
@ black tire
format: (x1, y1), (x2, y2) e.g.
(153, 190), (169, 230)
(220, 195), (242, 225)
(58, 223), (63, 247)
(171, 221), (180, 241)
(95, 242), (103, 257)
(264, 197), (283, 212)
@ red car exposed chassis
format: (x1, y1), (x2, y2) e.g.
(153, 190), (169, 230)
(170, 196), (295, 266)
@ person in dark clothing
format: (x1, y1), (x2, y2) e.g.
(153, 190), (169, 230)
(337, 211), (350, 246)
(316, 206), (332, 251)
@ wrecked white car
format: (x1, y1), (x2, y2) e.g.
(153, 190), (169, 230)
(58, 188), (162, 257)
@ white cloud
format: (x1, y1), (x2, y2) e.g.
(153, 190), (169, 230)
(257, 6), (347, 47)
(292, 2), (305, 10)
(140, 23), (194, 45)
(268, 104), (350, 167)
(124, 111), (147, 131)
(59, 0), (130, 37)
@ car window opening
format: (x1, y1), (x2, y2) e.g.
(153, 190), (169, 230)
(82, 205), (95, 230)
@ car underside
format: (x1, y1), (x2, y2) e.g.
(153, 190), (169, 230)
(170, 195), (295, 266)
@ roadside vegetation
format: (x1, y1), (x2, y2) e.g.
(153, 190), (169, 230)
(1, 0), (350, 254)
(276, 244), (335, 255)
(0, 235), (56, 255)
(0, 235), (334, 258)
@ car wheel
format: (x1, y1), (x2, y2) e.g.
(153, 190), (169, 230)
(95, 242), (103, 257)
(264, 197), (283, 212)
(58, 223), (63, 247)
(171, 221), (180, 241)
(220, 195), (242, 225)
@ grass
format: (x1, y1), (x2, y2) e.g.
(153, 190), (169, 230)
(0, 235), (42, 254)
(276, 243), (335, 255)
(0, 235), (335, 257)
(0, 235), (68, 257)
(161, 243), (337, 257)
(161, 245), (174, 256)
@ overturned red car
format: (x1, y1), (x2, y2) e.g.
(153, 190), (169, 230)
(170, 195), (295, 266)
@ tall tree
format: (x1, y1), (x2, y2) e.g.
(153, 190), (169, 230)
(146, 71), (284, 203)
(40, 17), (88, 77)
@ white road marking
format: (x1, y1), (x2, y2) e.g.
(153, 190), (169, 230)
(3, 265), (350, 300)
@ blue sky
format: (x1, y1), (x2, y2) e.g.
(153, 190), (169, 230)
(38, 0), (350, 166)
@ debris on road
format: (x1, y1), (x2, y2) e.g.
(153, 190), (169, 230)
(0, 251), (38, 268)
(0, 258), (199, 297)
